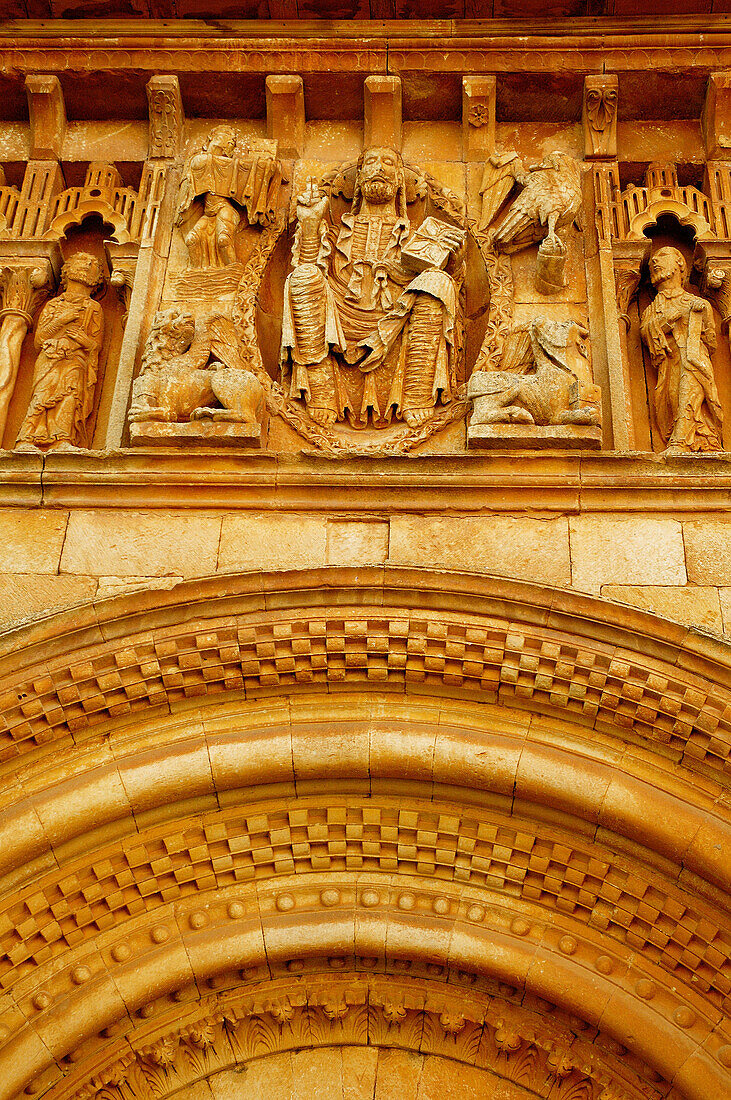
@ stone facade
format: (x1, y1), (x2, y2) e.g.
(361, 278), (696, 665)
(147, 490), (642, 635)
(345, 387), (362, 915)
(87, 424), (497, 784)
(0, 10), (729, 1100)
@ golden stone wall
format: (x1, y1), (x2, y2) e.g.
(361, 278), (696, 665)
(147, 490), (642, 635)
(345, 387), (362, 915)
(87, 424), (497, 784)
(0, 15), (729, 1100)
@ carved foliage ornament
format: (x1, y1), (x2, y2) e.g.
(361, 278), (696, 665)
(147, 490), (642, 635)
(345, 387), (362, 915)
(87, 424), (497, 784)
(53, 976), (657, 1100)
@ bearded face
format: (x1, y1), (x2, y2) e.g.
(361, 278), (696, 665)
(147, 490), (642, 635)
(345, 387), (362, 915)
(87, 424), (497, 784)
(357, 147), (401, 205)
(649, 247), (685, 288)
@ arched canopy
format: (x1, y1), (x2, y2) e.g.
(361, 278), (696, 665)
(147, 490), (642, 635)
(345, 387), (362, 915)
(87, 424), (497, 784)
(0, 567), (729, 1100)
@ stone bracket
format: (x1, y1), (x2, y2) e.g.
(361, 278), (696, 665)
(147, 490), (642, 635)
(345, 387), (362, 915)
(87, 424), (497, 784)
(582, 73), (618, 160)
(703, 71), (731, 161)
(266, 75), (305, 159)
(462, 75), (496, 162)
(146, 75), (184, 160)
(364, 75), (402, 151)
(24, 75), (66, 162)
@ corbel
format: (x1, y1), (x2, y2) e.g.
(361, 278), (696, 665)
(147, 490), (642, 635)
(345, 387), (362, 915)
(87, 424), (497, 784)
(0, 240), (61, 439)
(462, 75), (496, 162)
(703, 72), (731, 161)
(364, 75), (402, 151)
(266, 75), (305, 159)
(25, 75), (66, 162)
(582, 74), (618, 160)
(146, 75), (184, 160)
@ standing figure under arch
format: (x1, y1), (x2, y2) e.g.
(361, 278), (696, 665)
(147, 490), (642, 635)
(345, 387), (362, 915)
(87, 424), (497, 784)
(640, 245), (724, 454)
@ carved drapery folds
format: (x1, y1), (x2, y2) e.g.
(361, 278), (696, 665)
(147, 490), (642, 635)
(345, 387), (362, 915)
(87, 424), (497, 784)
(5, 68), (731, 458)
(175, 126), (284, 268)
(640, 246), (724, 454)
(280, 149), (465, 433)
(15, 252), (104, 451)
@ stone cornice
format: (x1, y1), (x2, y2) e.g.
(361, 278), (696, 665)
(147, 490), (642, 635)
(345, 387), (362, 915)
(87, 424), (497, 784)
(2, 450), (731, 512)
(2, 20), (731, 72)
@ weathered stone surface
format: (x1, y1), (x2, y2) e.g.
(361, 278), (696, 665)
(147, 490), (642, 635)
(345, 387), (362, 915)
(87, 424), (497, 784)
(389, 515), (571, 585)
(0, 573), (96, 627)
(0, 509), (68, 573)
(570, 515), (687, 593)
(60, 510), (221, 576)
(601, 585), (723, 633)
(684, 520), (731, 584)
(327, 520), (389, 566)
(219, 514), (327, 572)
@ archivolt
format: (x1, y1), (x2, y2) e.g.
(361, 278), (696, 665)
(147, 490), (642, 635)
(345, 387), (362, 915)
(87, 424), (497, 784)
(0, 568), (729, 1100)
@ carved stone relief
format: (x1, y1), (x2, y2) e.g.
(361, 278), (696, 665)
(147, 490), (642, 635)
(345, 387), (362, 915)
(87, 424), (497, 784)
(640, 245), (724, 454)
(280, 148), (465, 432)
(175, 126), (284, 270)
(583, 74), (618, 160)
(129, 307), (264, 446)
(15, 252), (104, 451)
(479, 150), (583, 293)
(467, 318), (602, 449)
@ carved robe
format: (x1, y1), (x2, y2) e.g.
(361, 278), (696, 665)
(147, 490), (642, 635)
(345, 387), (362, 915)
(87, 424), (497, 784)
(280, 209), (458, 424)
(17, 293), (104, 448)
(640, 287), (723, 452)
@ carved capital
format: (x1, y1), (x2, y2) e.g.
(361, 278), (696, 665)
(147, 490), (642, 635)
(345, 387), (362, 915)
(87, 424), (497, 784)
(613, 260), (642, 329)
(0, 263), (52, 326)
(106, 241), (139, 329)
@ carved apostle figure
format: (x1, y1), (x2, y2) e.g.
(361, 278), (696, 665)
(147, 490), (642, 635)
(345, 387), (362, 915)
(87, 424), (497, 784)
(176, 125), (283, 268)
(280, 147), (465, 428)
(16, 252), (104, 451)
(640, 246), (724, 453)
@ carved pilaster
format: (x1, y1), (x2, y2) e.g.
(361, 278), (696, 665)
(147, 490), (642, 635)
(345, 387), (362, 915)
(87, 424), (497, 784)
(583, 74), (618, 160)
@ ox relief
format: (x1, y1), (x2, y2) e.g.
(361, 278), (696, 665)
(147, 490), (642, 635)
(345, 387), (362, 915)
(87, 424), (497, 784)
(15, 253), (104, 452)
(280, 148), (465, 433)
(640, 246), (724, 454)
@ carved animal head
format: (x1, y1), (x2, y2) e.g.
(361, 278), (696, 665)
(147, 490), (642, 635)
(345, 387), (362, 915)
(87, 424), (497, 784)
(528, 319), (591, 385)
(141, 307), (196, 372)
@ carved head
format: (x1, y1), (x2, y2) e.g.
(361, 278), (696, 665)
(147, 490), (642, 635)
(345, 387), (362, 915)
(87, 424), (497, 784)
(60, 252), (103, 292)
(204, 125), (237, 159)
(353, 147), (407, 215)
(649, 245), (686, 289)
(141, 307), (196, 373)
(529, 318), (591, 384)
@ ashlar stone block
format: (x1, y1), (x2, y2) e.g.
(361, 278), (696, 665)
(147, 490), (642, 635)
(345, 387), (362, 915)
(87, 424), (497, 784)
(570, 516), (687, 594)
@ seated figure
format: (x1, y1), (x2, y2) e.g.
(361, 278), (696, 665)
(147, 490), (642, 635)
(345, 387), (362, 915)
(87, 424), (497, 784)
(279, 147), (465, 429)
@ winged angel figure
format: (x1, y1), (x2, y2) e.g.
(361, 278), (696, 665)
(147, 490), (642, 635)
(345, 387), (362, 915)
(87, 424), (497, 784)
(479, 151), (583, 293)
